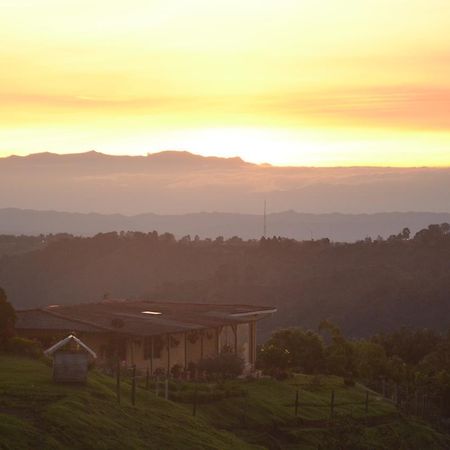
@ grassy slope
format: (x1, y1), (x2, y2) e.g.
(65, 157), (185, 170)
(1, 356), (449, 450)
(193, 375), (450, 450)
(0, 356), (257, 450)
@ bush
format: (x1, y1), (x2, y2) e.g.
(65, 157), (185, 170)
(198, 351), (244, 379)
(5, 337), (42, 358)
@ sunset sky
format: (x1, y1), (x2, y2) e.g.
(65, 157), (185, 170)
(1, 0), (449, 166)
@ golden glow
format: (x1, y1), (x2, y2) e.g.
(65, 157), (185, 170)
(1, 0), (449, 165)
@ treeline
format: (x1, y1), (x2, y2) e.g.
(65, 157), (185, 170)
(258, 323), (450, 419)
(0, 224), (449, 338)
(0, 234), (72, 257)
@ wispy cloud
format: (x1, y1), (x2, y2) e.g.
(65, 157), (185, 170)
(2, 85), (448, 131)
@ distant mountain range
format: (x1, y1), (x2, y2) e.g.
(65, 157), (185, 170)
(1, 208), (450, 242)
(1, 150), (449, 215)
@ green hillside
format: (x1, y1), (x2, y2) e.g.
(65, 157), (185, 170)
(0, 356), (254, 450)
(0, 356), (449, 450)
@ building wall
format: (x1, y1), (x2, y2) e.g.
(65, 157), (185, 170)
(202, 328), (219, 358)
(17, 322), (257, 374)
(219, 325), (235, 352)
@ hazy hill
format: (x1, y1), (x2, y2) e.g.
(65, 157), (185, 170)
(1, 151), (449, 214)
(1, 208), (450, 242)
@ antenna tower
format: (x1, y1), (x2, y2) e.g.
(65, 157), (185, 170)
(263, 199), (267, 238)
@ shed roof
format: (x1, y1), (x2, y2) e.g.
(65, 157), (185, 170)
(44, 334), (97, 359)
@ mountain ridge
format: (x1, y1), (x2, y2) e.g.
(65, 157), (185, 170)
(1, 150), (449, 215)
(1, 207), (449, 242)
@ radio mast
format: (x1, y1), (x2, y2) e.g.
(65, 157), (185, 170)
(263, 199), (267, 238)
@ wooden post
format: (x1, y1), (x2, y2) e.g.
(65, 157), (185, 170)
(193, 387), (198, 416)
(155, 376), (159, 397)
(295, 389), (299, 416)
(232, 325), (238, 355)
(165, 377), (169, 401)
(116, 359), (121, 404)
(131, 364), (136, 406)
(146, 367), (149, 390)
(242, 390), (248, 428)
(365, 390), (369, 414)
(330, 390), (335, 420)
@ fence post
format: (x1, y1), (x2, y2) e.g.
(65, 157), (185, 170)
(155, 376), (159, 397)
(116, 359), (121, 404)
(295, 389), (299, 417)
(193, 387), (198, 417)
(165, 377), (169, 401)
(242, 390), (248, 428)
(146, 367), (149, 390)
(330, 390), (335, 420)
(131, 364), (136, 406)
(365, 390), (369, 414)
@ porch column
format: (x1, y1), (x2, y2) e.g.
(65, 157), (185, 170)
(150, 336), (154, 375)
(232, 325), (238, 355)
(251, 321), (257, 366)
(184, 332), (188, 369)
(216, 327), (221, 356)
(167, 334), (171, 375)
(200, 332), (204, 359)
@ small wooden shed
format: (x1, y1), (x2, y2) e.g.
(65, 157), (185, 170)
(44, 334), (97, 383)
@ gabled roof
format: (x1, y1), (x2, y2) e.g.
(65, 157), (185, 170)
(44, 334), (97, 359)
(17, 301), (276, 337)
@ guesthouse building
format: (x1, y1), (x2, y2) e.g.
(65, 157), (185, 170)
(15, 300), (276, 374)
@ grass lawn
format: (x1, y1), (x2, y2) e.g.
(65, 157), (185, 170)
(1, 355), (449, 450)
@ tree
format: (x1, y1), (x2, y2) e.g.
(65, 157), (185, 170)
(352, 340), (388, 380)
(319, 320), (355, 377)
(258, 328), (325, 374)
(0, 287), (16, 345)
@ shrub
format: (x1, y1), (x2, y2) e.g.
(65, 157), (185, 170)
(198, 351), (244, 379)
(171, 364), (183, 379)
(5, 337), (42, 358)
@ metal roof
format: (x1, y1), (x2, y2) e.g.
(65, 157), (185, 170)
(16, 301), (276, 337)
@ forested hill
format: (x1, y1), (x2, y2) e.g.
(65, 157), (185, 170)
(1, 223), (449, 339)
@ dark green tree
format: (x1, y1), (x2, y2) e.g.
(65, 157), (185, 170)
(0, 287), (16, 345)
(258, 328), (325, 374)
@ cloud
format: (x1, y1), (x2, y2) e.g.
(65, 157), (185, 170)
(1, 84), (449, 132)
(251, 85), (450, 131)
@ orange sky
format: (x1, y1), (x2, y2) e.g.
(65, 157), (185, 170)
(0, 0), (449, 166)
